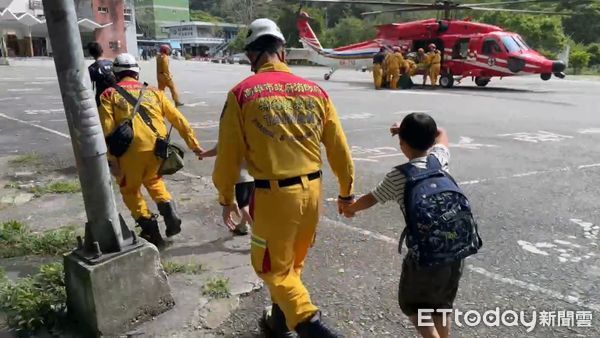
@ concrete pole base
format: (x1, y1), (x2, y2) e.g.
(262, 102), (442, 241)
(64, 241), (174, 337)
(0, 58), (9, 66)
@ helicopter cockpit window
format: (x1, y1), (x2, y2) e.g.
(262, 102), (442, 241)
(482, 39), (502, 55)
(501, 36), (521, 53)
(514, 35), (530, 50)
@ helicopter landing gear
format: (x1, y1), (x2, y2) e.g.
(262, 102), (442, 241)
(439, 73), (454, 88)
(541, 73), (552, 81)
(475, 77), (490, 87)
(324, 68), (337, 81)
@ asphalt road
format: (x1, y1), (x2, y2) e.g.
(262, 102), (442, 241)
(1, 60), (599, 337)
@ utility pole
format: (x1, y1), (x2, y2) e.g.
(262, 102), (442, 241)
(42, 0), (125, 254)
(42, 1), (173, 335)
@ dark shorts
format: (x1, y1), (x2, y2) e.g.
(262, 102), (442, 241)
(398, 258), (464, 316)
(235, 181), (255, 209)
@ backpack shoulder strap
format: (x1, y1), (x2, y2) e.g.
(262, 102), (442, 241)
(113, 82), (158, 135)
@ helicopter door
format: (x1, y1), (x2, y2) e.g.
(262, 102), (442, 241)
(482, 39), (502, 56)
(452, 38), (470, 60)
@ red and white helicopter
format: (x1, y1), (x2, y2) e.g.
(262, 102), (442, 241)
(295, 0), (574, 87)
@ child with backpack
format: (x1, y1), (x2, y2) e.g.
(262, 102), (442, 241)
(343, 113), (482, 338)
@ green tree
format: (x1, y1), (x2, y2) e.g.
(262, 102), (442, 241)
(558, 2), (600, 44)
(321, 17), (376, 48)
(477, 12), (566, 53)
(569, 49), (590, 74)
(586, 43), (600, 66)
(228, 27), (248, 53)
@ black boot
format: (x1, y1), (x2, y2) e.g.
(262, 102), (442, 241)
(260, 304), (295, 338)
(137, 215), (165, 247)
(157, 201), (182, 237)
(295, 311), (342, 338)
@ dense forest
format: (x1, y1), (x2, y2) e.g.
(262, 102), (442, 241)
(190, 0), (600, 73)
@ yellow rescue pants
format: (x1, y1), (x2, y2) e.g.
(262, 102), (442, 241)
(373, 64), (383, 89)
(250, 176), (321, 330)
(389, 67), (400, 89)
(118, 150), (171, 219)
(429, 64), (441, 87)
(158, 78), (180, 103)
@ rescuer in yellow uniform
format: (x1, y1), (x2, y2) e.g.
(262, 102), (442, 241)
(426, 43), (442, 87)
(211, 19), (354, 338)
(402, 46), (417, 76)
(157, 44), (183, 106)
(99, 53), (204, 247)
(372, 47), (386, 89)
(416, 48), (428, 85)
(386, 46), (404, 89)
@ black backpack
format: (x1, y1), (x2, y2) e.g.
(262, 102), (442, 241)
(89, 59), (115, 90)
(397, 155), (482, 267)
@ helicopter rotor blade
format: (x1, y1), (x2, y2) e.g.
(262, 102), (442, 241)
(362, 7), (440, 16)
(465, 6), (573, 15)
(463, 0), (591, 7)
(299, 0), (436, 7)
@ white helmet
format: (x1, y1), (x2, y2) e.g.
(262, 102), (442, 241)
(113, 53), (140, 74)
(245, 18), (286, 48)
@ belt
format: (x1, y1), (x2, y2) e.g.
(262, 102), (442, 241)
(254, 171), (322, 189)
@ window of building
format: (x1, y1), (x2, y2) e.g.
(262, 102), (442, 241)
(109, 41), (120, 50)
(98, 7), (109, 14)
(124, 8), (133, 22)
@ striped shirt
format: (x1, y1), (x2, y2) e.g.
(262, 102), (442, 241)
(371, 144), (450, 210)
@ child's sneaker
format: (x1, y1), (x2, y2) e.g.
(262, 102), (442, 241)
(232, 222), (250, 236)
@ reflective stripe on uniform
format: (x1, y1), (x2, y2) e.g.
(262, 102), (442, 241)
(251, 234), (267, 248)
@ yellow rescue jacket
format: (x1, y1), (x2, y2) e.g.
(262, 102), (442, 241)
(213, 62), (355, 205)
(98, 78), (200, 154)
(385, 52), (404, 70)
(426, 51), (442, 66)
(157, 54), (172, 82)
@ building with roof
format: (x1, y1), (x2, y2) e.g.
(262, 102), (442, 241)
(0, 0), (137, 58)
(134, 0), (189, 39)
(163, 21), (244, 57)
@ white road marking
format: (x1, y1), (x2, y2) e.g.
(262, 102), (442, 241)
(393, 110), (431, 115)
(498, 130), (574, 143)
(339, 113), (374, 120)
(577, 128), (600, 134)
(185, 101), (208, 107)
(578, 163), (600, 170)
(0, 97), (22, 101)
(208, 90), (228, 94)
(7, 88), (42, 92)
(344, 127), (388, 134)
(391, 90), (455, 96)
(466, 266), (600, 313)
(26, 81), (55, 85)
(190, 120), (219, 129)
(457, 166), (571, 186)
(450, 136), (498, 150)
(322, 217), (600, 313)
(25, 108), (64, 115)
(0, 113), (70, 139)
(517, 240), (549, 256)
(570, 219), (599, 240)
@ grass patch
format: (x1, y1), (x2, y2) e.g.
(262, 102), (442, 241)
(28, 181), (81, 196)
(9, 153), (41, 167)
(3, 182), (19, 189)
(162, 261), (203, 275)
(202, 277), (230, 299)
(0, 263), (66, 334)
(0, 220), (78, 258)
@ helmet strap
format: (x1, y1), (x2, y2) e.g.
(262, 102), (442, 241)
(250, 50), (266, 73)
